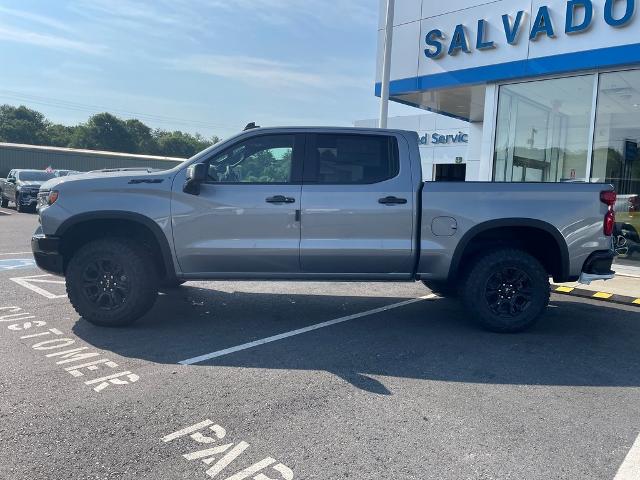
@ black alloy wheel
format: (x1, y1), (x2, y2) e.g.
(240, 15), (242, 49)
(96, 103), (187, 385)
(82, 258), (132, 311)
(461, 248), (550, 333)
(484, 266), (533, 318)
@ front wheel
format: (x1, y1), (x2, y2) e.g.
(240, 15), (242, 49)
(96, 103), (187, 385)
(0, 194), (8, 208)
(15, 193), (23, 212)
(461, 248), (550, 333)
(66, 238), (159, 327)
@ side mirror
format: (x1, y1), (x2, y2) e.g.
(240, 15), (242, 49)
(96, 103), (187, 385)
(184, 163), (207, 195)
(7, 178), (15, 184)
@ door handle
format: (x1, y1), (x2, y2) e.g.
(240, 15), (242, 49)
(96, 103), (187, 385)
(378, 196), (408, 205)
(266, 195), (296, 204)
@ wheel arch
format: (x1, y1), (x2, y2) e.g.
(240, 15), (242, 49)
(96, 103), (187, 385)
(56, 211), (177, 282)
(448, 219), (570, 283)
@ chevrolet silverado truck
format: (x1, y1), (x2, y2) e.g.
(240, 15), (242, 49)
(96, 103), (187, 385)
(1, 169), (57, 212)
(32, 127), (617, 332)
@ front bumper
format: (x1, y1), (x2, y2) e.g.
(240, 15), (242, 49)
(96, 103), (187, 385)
(19, 190), (39, 205)
(31, 232), (64, 275)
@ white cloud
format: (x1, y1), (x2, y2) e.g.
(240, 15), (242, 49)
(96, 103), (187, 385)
(0, 25), (108, 55)
(0, 6), (74, 33)
(168, 54), (368, 91)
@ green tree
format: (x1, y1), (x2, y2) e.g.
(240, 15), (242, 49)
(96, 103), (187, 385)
(70, 113), (136, 153)
(46, 124), (77, 147)
(124, 119), (157, 155)
(153, 130), (215, 157)
(0, 105), (49, 145)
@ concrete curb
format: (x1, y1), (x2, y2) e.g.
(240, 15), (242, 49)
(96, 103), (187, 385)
(552, 285), (640, 307)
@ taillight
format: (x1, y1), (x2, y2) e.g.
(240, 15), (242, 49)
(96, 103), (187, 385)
(600, 190), (617, 207)
(604, 210), (615, 236)
(601, 190), (616, 236)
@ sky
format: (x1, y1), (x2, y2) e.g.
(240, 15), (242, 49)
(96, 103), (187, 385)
(0, 0), (416, 139)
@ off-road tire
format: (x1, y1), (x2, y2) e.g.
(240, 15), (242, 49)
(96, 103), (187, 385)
(66, 238), (159, 327)
(461, 248), (550, 333)
(0, 194), (8, 208)
(421, 280), (457, 297)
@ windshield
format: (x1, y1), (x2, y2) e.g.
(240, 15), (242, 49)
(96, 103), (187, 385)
(17, 171), (56, 182)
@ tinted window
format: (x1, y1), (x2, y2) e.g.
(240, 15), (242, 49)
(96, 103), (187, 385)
(207, 135), (294, 184)
(17, 171), (56, 182)
(312, 135), (398, 184)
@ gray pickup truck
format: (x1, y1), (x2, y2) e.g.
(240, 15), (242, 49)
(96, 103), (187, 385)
(32, 127), (616, 332)
(1, 169), (57, 212)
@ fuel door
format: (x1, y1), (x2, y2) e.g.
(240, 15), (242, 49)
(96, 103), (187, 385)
(431, 216), (458, 237)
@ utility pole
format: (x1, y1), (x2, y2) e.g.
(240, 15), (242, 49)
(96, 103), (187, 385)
(379, 0), (395, 129)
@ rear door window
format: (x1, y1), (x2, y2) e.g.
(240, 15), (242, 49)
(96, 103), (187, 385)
(307, 134), (399, 184)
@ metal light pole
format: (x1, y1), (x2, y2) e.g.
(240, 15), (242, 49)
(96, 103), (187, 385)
(379, 0), (395, 129)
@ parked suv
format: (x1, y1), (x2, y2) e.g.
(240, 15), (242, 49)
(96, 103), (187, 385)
(1, 169), (57, 212)
(33, 127), (616, 332)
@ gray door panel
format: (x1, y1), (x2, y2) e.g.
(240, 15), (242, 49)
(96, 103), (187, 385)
(300, 133), (415, 274)
(171, 133), (303, 275)
(172, 184), (302, 273)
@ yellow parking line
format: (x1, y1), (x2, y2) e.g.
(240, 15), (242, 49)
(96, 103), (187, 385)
(633, 299), (640, 305)
(592, 292), (613, 299)
(555, 286), (575, 293)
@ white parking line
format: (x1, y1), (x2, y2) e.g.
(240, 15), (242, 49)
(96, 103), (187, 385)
(10, 275), (67, 299)
(614, 432), (640, 479)
(0, 209), (13, 215)
(0, 252), (32, 256)
(179, 295), (436, 365)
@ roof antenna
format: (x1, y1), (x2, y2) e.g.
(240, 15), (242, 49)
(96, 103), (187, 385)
(243, 122), (260, 131)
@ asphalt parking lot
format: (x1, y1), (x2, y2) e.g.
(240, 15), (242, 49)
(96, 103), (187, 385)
(1, 207), (639, 480)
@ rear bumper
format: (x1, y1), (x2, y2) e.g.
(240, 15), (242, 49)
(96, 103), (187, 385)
(579, 250), (615, 285)
(31, 233), (64, 275)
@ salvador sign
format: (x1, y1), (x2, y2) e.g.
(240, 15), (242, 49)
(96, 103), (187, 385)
(424, 0), (635, 59)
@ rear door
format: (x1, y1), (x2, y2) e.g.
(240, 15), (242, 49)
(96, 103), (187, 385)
(300, 132), (415, 276)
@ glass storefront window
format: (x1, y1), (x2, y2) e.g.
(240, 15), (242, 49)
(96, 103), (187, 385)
(494, 75), (596, 183)
(592, 70), (640, 269)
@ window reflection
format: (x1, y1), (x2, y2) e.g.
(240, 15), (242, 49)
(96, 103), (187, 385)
(494, 75), (595, 183)
(593, 70), (640, 266)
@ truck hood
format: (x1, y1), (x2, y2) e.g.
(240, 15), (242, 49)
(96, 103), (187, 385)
(17, 181), (45, 188)
(40, 169), (177, 191)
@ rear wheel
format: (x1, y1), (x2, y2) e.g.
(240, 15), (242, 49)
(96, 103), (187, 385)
(66, 238), (159, 327)
(461, 248), (550, 333)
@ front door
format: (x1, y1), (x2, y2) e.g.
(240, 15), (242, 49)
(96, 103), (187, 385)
(300, 133), (415, 276)
(172, 133), (304, 275)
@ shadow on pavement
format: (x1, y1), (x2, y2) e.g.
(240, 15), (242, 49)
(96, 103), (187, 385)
(72, 285), (640, 394)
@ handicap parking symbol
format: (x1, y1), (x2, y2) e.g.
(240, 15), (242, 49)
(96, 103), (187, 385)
(0, 258), (36, 271)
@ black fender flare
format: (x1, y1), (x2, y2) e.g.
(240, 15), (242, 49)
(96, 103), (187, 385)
(448, 218), (570, 282)
(56, 211), (178, 281)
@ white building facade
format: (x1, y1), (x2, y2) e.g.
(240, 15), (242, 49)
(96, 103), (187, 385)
(355, 113), (474, 181)
(376, 0), (640, 268)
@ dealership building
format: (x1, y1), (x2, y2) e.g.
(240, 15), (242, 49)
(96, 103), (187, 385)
(375, 0), (640, 269)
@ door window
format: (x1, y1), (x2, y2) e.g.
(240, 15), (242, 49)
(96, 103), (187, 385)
(206, 135), (294, 184)
(309, 134), (399, 184)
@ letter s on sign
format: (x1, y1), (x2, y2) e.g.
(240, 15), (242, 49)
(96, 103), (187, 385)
(425, 29), (445, 58)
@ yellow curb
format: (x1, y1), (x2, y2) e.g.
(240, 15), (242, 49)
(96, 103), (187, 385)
(592, 292), (614, 299)
(555, 286), (575, 293)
